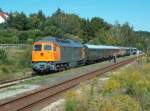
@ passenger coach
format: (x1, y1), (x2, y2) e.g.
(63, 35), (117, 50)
(84, 44), (119, 64)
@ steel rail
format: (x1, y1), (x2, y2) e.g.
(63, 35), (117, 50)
(0, 75), (34, 89)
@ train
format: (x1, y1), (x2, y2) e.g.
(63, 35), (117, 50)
(32, 37), (138, 73)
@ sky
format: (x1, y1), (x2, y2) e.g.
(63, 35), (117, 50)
(0, 0), (150, 31)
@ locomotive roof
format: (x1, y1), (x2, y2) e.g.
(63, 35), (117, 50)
(37, 37), (83, 48)
(84, 44), (120, 49)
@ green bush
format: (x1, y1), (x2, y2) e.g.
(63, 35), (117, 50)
(0, 49), (8, 63)
(1, 66), (10, 73)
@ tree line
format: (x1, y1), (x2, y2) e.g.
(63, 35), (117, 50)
(0, 8), (149, 51)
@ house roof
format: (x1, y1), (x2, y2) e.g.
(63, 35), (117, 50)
(0, 11), (8, 23)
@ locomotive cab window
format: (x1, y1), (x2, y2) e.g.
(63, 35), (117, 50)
(44, 45), (52, 50)
(34, 45), (42, 51)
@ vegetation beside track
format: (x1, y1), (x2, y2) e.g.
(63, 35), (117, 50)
(64, 56), (150, 111)
(0, 47), (31, 82)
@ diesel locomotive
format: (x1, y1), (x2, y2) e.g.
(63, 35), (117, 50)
(32, 37), (137, 73)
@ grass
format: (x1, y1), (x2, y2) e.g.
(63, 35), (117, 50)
(0, 46), (32, 82)
(64, 56), (150, 111)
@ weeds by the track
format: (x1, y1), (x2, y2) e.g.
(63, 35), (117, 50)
(64, 56), (150, 111)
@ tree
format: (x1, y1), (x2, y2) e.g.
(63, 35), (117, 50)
(6, 12), (29, 30)
(79, 19), (95, 43)
(135, 31), (150, 50)
(43, 25), (63, 37)
(106, 22), (136, 46)
(28, 10), (46, 30)
(51, 9), (81, 35)
(91, 17), (111, 31)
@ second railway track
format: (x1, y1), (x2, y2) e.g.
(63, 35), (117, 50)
(0, 56), (140, 111)
(0, 75), (34, 89)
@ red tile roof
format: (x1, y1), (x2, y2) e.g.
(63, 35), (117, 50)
(0, 11), (8, 20)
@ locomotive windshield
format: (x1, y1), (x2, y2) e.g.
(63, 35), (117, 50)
(44, 45), (52, 50)
(34, 45), (42, 51)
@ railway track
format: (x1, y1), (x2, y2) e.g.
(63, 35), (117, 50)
(0, 75), (34, 89)
(0, 56), (141, 111)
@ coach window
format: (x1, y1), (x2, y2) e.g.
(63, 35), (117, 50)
(44, 45), (52, 50)
(34, 45), (42, 51)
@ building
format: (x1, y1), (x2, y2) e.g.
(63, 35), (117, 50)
(0, 11), (8, 23)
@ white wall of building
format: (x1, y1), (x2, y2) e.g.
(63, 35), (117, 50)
(0, 16), (5, 23)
